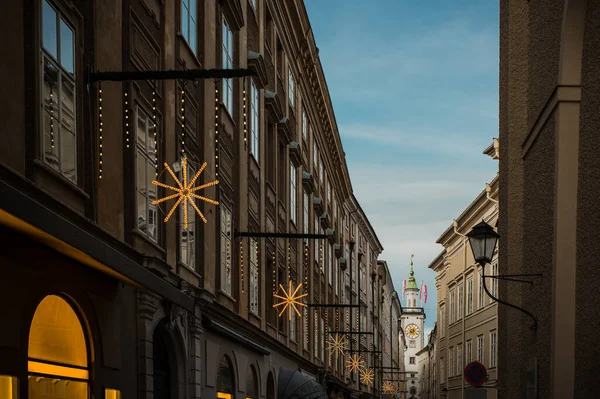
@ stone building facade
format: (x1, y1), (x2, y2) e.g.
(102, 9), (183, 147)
(499, 1), (600, 398)
(428, 144), (499, 399)
(0, 0), (396, 398)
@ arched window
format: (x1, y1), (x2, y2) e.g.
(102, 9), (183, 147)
(217, 355), (235, 399)
(266, 372), (275, 399)
(246, 365), (258, 399)
(28, 295), (89, 399)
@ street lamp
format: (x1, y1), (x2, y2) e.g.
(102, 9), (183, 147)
(465, 220), (499, 266)
(466, 220), (538, 330)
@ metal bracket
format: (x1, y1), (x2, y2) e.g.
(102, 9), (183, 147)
(88, 68), (256, 83)
(480, 265), (540, 330)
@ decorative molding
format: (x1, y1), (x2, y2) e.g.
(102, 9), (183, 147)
(302, 171), (315, 194)
(219, 0), (245, 31)
(288, 141), (302, 167)
(248, 52), (268, 88)
(313, 197), (323, 217)
(264, 90), (284, 121)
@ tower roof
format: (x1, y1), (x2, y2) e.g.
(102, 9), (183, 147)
(406, 254), (419, 290)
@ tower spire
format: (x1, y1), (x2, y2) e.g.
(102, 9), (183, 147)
(406, 254), (418, 290)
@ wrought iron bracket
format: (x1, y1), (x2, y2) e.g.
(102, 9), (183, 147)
(480, 263), (539, 330)
(234, 230), (331, 239)
(307, 304), (360, 308)
(328, 331), (374, 335)
(485, 273), (543, 285)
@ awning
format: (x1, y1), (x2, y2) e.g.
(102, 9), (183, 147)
(0, 177), (194, 312)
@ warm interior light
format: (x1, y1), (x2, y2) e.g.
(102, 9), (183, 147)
(0, 375), (18, 399)
(105, 388), (121, 399)
(217, 393), (232, 399)
(28, 361), (88, 380)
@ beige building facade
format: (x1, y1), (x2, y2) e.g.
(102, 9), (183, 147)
(429, 150), (499, 399)
(499, 1), (600, 398)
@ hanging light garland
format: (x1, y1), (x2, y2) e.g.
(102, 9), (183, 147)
(152, 81), (158, 176)
(180, 81), (186, 156)
(240, 239), (245, 294)
(49, 88), (55, 150)
(360, 368), (374, 386)
(255, 239), (260, 291)
(214, 79), (220, 177)
(97, 83), (103, 179)
(242, 76), (247, 148)
(287, 242), (291, 282)
(272, 247), (276, 294)
(124, 85), (130, 148)
(273, 280), (307, 320)
(346, 354), (364, 373)
(319, 242), (323, 274)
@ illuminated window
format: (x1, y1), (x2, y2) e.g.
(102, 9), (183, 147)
(105, 388), (122, 399)
(41, 0), (77, 183)
(0, 375), (18, 399)
(28, 295), (89, 399)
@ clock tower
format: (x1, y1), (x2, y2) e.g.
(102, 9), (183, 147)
(401, 255), (426, 399)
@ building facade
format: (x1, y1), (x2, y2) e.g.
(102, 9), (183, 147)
(401, 261), (426, 399)
(499, 1), (600, 398)
(0, 0), (398, 398)
(429, 146), (499, 399)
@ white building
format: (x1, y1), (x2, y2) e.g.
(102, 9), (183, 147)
(401, 258), (426, 399)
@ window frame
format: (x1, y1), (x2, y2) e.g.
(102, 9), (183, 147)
(220, 205), (233, 296)
(181, 0), (197, 54)
(180, 161), (197, 268)
(449, 288), (456, 324)
(456, 344), (463, 375)
(490, 330), (497, 368)
(250, 79), (260, 162)
(302, 108), (308, 142)
(467, 277), (473, 315)
(135, 105), (159, 242)
(477, 335), (484, 363)
(288, 69), (295, 108)
(249, 237), (259, 315)
(221, 15), (234, 113)
(478, 267), (485, 309)
(290, 162), (297, 225)
(458, 282), (464, 320)
(40, 0), (78, 184)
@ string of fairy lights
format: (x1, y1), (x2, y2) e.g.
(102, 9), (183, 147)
(124, 86), (130, 149)
(180, 81), (186, 157)
(214, 80), (220, 178)
(97, 84), (102, 179)
(240, 239), (244, 294)
(152, 82), (158, 176)
(242, 76), (247, 148)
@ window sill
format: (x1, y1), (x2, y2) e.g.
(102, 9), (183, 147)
(218, 288), (237, 303)
(178, 261), (202, 278)
(176, 32), (202, 66)
(132, 229), (165, 254)
(249, 311), (261, 322)
(32, 159), (89, 200)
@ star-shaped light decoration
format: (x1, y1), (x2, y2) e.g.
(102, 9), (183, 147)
(345, 354), (364, 373)
(151, 157), (219, 229)
(360, 368), (374, 386)
(327, 333), (348, 358)
(273, 280), (308, 320)
(382, 381), (395, 394)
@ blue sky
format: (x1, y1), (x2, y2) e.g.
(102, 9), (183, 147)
(305, 0), (500, 334)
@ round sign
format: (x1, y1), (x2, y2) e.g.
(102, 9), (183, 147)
(464, 361), (487, 386)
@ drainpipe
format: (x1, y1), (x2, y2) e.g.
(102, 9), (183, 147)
(485, 183), (499, 204)
(453, 220), (467, 399)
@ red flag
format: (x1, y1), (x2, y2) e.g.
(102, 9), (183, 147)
(423, 285), (428, 304)
(402, 280), (406, 296)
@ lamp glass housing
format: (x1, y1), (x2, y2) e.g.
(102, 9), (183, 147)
(466, 220), (499, 266)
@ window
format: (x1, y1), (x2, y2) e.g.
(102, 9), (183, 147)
(303, 308), (308, 350)
(467, 277), (473, 314)
(492, 261), (498, 297)
(313, 142), (318, 171)
(466, 340), (472, 363)
(457, 344), (463, 375)
(449, 288), (456, 323)
(319, 157), (323, 184)
(458, 282), (464, 320)
(313, 312), (319, 359)
(490, 331), (497, 367)
(249, 238), (259, 314)
(41, 0), (76, 183)
(136, 107), (158, 241)
(440, 357), (445, 381)
(477, 335), (484, 363)
(220, 206), (233, 295)
(303, 191), (309, 237)
(449, 348), (454, 377)
(328, 244), (333, 284)
(290, 163), (297, 224)
(181, 0), (197, 53)
(409, 340), (416, 348)
(439, 305), (445, 337)
(327, 180), (331, 205)
(289, 301), (296, 341)
(288, 69), (295, 108)
(478, 268), (485, 309)
(302, 108), (308, 141)
(314, 214), (320, 263)
(409, 357), (415, 365)
(250, 0), (257, 10)
(180, 162), (196, 267)
(320, 317), (325, 361)
(221, 16), (233, 112)
(250, 80), (259, 161)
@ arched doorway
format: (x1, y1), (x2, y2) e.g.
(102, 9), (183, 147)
(28, 295), (89, 399)
(246, 365), (258, 399)
(153, 322), (177, 399)
(266, 371), (275, 399)
(217, 355), (235, 399)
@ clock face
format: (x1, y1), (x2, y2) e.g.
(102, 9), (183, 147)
(406, 324), (420, 339)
